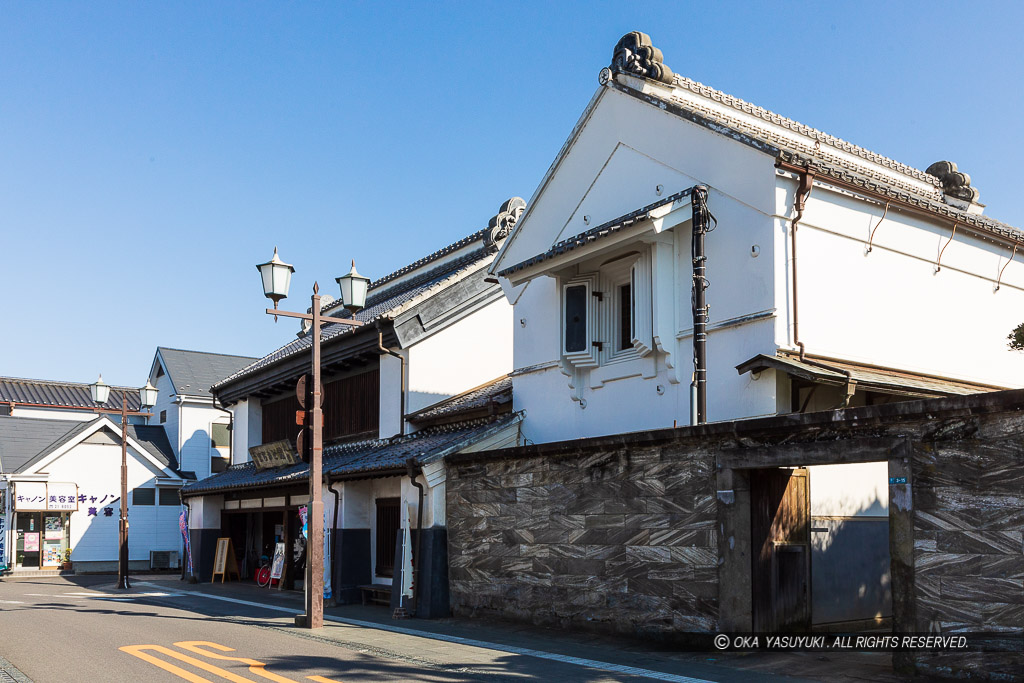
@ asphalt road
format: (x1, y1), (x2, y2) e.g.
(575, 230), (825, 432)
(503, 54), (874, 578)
(0, 576), (737, 683)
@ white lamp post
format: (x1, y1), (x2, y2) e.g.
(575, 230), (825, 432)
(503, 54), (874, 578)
(90, 377), (157, 590)
(336, 260), (370, 312)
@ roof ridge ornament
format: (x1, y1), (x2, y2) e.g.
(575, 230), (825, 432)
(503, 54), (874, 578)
(926, 160), (980, 203)
(485, 197), (526, 251)
(610, 31), (674, 85)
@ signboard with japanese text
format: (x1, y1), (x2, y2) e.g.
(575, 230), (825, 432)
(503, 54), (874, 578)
(13, 482), (79, 511)
(24, 533), (39, 552)
(249, 440), (299, 471)
(270, 542), (286, 580)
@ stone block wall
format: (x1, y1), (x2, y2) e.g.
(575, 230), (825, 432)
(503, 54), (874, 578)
(447, 444), (719, 639)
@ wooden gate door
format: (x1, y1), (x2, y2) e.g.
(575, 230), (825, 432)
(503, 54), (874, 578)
(751, 467), (810, 632)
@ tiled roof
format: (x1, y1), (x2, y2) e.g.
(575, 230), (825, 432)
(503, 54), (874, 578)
(0, 417), (82, 473)
(607, 75), (1024, 242)
(180, 414), (519, 496)
(0, 377), (143, 411)
(156, 348), (258, 397)
(736, 352), (1006, 398)
(0, 416), (180, 474)
(407, 375), (512, 424)
(497, 189), (694, 276)
(212, 246), (494, 391)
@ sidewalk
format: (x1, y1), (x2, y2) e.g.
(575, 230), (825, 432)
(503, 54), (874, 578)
(131, 575), (902, 683)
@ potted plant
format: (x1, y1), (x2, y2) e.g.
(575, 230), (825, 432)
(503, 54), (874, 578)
(61, 548), (73, 571)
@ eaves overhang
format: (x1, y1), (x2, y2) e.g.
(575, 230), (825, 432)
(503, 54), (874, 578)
(496, 188), (697, 284)
(213, 321), (397, 407)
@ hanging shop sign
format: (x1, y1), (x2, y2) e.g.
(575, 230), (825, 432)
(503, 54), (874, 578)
(13, 482), (80, 512)
(249, 440), (299, 471)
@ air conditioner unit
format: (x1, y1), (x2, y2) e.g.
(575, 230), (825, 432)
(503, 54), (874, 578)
(150, 550), (180, 570)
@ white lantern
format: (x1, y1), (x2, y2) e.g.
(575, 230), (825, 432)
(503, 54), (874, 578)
(256, 247), (295, 308)
(139, 380), (158, 409)
(336, 260), (370, 312)
(90, 374), (111, 405)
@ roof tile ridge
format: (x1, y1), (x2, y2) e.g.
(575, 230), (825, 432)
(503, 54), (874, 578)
(365, 227), (490, 292)
(669, 74), (941, 188)
(159, 346), (258, 360)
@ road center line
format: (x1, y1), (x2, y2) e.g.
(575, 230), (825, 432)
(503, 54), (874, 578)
(134, 582), (712, 683)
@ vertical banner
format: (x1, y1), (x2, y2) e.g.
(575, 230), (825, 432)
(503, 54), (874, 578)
(323, 509), (332, 600)
(0, 508), (7, 572)
(179, 508), (194, 576)
(400, 503), (413, 600)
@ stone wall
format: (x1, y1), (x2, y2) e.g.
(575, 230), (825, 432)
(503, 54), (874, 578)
(447, 443), (719, 639)
(447, 389), (1024, 679)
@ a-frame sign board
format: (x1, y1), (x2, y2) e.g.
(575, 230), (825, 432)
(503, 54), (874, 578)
(211, 537), (240, 583)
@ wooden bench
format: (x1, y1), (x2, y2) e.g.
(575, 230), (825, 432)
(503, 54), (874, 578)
(358, 584), (391, 606)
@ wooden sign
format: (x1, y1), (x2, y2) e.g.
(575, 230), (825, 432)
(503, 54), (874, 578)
(249, 440), (299, 471)
(211, 537), (240, 583)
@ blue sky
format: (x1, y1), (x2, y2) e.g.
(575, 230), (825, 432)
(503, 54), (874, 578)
(3, 2), (1022, 386)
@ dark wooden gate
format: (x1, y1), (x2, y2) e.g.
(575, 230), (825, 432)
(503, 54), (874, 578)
(751, 467), (811, 631)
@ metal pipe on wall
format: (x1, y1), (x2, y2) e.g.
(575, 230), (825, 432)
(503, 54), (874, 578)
(690, 186), (712, 424)
(405, 458), (425, 617)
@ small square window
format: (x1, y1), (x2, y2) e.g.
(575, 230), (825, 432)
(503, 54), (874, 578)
(159, 410), (167, 424)
(133, 488), (155, 506)
(211, 423), (230, 449)
(158, 488), (179, 506)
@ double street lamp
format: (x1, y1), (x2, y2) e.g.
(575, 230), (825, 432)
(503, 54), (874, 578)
(89, 376), (158, 590)
(255, 248), (370, 629)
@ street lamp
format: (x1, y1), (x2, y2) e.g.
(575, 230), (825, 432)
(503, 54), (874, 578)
(256, 248), (367, 629)
(90, 375), (157, 590)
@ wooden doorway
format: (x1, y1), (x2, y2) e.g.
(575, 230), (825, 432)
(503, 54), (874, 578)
(751, 467), (811, 632)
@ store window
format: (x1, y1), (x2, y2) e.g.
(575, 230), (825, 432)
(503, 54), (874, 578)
(133, 488), (155, 506)
(374, 497), (400, 578)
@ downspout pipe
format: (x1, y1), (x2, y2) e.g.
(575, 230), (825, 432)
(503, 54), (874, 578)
(376, 322), (406, 437)
(690, 186), (712, 424)
(327, 479), (342, 606)
(405, 457), (425, 617)
(789, 166), (815, 362)
(785, 164), (857, 408)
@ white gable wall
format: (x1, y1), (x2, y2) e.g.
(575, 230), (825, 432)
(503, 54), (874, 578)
(775, 174), (1024, 387)
(19, 434), (181, 563)
(503, 86), (780, 443)
(405, 298), (513, 415)
(151, 368), (180, 455)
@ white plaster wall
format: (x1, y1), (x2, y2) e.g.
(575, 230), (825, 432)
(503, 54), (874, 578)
(498, 86), (777, 271)
(809, 462), (889, 517)
(19, 440), (181, 562)
(188, 494), (223, 530)
(378, 353), (403, 439)
(177, 402), (228, 481)
(406, 299), (513, 414)
(340, 480), (371, 529)
(776, 178), (1024, 387)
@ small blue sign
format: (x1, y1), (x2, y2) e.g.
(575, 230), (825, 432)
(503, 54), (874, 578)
(888, 476), (907, 485)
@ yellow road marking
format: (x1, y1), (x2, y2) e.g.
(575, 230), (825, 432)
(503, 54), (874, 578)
(119, 645), (216, 683)
(175, 642), (303, 683)
(306, 677), (344, 683)
(119, 644), (254, 682)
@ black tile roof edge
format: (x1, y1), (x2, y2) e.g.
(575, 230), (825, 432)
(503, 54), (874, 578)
(406, 375), (513, 422)
(497, 188), (696, 276)
(179, 414), (519, 496)
(0, 376), (145, 394)
(320, 229), (493, 317)
(447, 387), (1024, 465)
(211, 252), (494, 391)
(665, 72), (942, 188)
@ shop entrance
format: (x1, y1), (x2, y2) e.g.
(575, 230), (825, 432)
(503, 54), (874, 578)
(15, 512), (69, 569)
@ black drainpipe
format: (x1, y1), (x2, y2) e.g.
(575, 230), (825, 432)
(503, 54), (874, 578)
(376, 322), (405, 436)
(690, 186), (714, 424)
(327, 479), (342, 604)
(405, 457), (424, 617)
